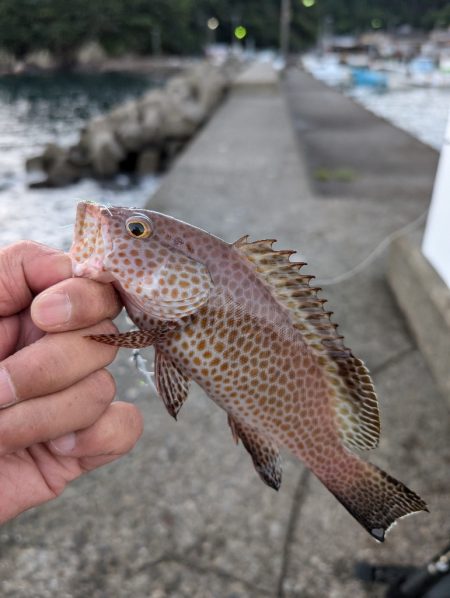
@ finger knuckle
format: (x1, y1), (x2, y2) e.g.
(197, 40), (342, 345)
(87, 320), (120, 365)
(125, 404), (144, 438)
(115, 404), (144, 452)
(92, 282), (121, 317)
(0, 405), (28, 454)
(91, 319), (119, 336)
(0, 423), (11, 455)
(4, 349), (51, 400)
(69, 279), (121, 321)
(90, 369), (116, 405)
(0, 245), (30, 314)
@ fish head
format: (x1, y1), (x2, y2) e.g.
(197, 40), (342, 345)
(70, 201), (213, 321)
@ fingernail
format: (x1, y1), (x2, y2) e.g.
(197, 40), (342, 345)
(50, 432), (76, 454)
(33, 291), (71, 327)
(0, 368), (16, 408)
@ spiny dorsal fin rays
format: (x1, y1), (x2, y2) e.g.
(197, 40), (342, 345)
(233, 236), (380, 451)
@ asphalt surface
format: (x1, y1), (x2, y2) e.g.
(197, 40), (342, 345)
(0, 67), (448, 598)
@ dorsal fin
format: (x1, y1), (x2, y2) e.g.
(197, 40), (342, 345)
(233, 237), (380, 451)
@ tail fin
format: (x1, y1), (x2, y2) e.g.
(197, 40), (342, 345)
(315, 453), (428, 541)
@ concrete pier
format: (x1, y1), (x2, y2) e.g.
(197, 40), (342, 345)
(1, 65), (448, 598)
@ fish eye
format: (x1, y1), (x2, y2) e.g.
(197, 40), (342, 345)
(125, 216), (152, 239)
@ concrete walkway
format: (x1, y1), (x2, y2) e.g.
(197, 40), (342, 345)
(1, 66), (449, 598)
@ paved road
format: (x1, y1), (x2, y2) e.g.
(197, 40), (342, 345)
(0, 67), (448, 598)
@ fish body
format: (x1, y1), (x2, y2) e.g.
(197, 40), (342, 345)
(71, 201), (427, 541)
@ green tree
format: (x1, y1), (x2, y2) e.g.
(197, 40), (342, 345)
(0, 0), (447, 61)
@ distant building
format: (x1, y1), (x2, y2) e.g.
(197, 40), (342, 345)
(358, 29), (427, 60)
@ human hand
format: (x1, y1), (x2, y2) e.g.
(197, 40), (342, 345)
(0, 241), (143, 524)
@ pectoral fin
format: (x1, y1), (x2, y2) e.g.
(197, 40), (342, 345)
(87, 330), (160, 348)
(228, 416), (282, 490)
(154, 349), (191, 419)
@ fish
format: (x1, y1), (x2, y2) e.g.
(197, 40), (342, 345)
(70, 200), (427, 541)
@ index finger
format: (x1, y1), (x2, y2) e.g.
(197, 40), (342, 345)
(0, 241), (72, 317)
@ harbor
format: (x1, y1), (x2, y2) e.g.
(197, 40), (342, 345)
(0, 57), (448, 251)
(0, 62), (448, 598)
(1, 1), (450, 595)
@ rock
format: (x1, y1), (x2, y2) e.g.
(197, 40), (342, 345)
(136, 149), (160, 175)
(81, 117), (126, 177)
(25, 50), (57, 71)
(23, 61), (232, 186)
(26, 143), (64, 174)
(138, 90), (166, 143)
(140, 85), (202, 142)
(165, 75), (194, 102)
(45, 158), (81, 187)
(25, 155), (45, 174)
(0, 50), (16, 74)
(140, 104), (163, 143)
(160, 101), (200, 140)
(164, 72), (211, 130)
(187, 65), (228, 113)
(67, 144), (91, 168)
(27, 143), (82, 187)
(159, 79), (206, 140)
(109, 101), (143, 152)
(76, 42), (106, 68)
(162, 140), (184, 164)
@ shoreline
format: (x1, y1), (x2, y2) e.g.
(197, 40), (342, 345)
(0, 54), (199, 78)
(0, 61), (448, 598)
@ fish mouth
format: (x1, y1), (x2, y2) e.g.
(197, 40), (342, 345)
(70, 201), (115, 283)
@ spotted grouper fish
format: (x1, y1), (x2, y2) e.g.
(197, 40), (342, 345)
(71, 201), (427, 541)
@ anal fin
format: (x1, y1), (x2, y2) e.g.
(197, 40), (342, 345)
(228, 415), (282, 490)
(154, 349), (191, 419)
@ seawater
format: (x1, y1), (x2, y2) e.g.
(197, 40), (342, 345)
(0, 72), (164, 250)
(348, 86), (450, 151)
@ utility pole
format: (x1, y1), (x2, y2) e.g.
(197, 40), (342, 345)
(151, 26), (161, 56)
(279, 0), (291, 63)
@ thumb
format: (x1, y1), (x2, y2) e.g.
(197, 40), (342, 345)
(0, 241), (72, 317)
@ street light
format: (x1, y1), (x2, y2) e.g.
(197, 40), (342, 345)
(207, 17), (219, 31)
(234, 25), (247, 40)
(280, 0), (291, 62)
(371, 18), (382, 29)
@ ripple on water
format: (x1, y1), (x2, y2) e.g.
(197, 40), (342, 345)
(0, 176), (160, 251)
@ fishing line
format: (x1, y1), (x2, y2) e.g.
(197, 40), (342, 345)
(130, 349), (157, 394)
(316, 210), (427, 286)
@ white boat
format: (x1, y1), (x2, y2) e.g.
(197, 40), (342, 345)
(302, 54), (352, 88)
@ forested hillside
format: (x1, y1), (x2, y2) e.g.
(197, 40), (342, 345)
(0, 0), (448, 61)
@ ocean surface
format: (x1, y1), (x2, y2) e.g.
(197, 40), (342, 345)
(348, 86), (450, 151)
(0, 72), (163, 250)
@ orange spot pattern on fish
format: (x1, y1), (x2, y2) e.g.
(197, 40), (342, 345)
(70, 201), (427, 542)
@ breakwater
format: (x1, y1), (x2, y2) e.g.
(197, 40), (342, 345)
(26, 63), (230, 187)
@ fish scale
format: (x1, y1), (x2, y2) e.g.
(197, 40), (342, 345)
(70, 201), (427, 542)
